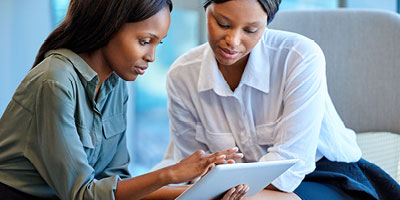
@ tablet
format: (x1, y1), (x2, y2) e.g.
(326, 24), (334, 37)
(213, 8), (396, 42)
(176, 159), (298, 200)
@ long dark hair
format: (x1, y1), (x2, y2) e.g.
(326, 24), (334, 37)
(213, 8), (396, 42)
(203, 0), (281, 24)
(32, 0), (173, 68)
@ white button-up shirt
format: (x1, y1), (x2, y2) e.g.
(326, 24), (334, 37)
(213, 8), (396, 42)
(158, 29), (361, 192)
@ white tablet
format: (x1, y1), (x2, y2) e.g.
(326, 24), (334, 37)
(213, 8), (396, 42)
(176, 159), (298, 200)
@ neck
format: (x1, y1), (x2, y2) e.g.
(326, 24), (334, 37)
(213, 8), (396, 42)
(218, 55), (249, 91)
(79, 49), (112, 84)
(79, 50), (112, 101)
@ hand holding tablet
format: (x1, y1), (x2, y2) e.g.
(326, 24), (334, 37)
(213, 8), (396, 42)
(176, 159), (299, 200)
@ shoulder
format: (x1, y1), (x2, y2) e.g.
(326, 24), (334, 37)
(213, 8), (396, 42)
(167, 43), (209, 80)
(34, 53), (79, 86)
(24, 54), (79, 95)
(11, 55), (79, 112)
(263, 29), (324, 58)
(261, 29), (326, 81)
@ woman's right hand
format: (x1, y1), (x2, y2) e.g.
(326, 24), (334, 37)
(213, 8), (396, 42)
(165, 147), (243, 184)
(220, 184), (249, 200)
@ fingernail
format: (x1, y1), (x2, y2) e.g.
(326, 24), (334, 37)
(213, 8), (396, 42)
(231, 147), (238, 151)
(238, 185), (243, 191)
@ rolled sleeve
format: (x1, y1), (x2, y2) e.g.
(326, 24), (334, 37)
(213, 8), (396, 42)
(259, 46), (326, 192)
(82, 176), (121, 200)
(166, 73), (210, 159)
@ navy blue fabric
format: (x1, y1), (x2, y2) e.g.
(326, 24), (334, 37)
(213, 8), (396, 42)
(294, 181), (357, 200)
(0, 182), (58, 200)
(294, 158), (400, 200)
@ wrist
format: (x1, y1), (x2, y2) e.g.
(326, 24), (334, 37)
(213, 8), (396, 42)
(158, 166), (176, 185)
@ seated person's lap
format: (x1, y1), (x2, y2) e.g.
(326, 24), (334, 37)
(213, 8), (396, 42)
(294, 181), (355, 200)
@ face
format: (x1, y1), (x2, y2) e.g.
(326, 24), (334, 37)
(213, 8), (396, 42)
(101, 7), (171, 81)
(206, 0), (268, 67)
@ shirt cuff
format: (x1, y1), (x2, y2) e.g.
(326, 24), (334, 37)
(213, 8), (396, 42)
(259, 153), (304, 192)
(85, 175), (121, 200)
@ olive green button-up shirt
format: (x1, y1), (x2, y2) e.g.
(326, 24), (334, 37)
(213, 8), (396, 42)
(0, 49), (131, 200)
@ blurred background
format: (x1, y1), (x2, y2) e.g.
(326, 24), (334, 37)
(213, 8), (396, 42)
(0, 0), (399, 177)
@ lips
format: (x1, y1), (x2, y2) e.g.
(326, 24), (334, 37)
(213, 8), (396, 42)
(219, 47), (239, 59)
(134, 66), (148, 75)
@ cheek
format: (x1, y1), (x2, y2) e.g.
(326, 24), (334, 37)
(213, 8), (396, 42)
(116, 41), (142, 67)
(207, 23), (222, 43)
(103, 44), (139, 75)
(121, 43), (138, 62)
(243, 33), (263, 50)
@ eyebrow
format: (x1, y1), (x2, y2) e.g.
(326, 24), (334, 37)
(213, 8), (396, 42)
(147, 33), (159, 40)
(146, 33), (167, 40)
(214, 12), (263, 26)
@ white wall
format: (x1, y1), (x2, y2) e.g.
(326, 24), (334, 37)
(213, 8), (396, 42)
(0, 0), (52, 115)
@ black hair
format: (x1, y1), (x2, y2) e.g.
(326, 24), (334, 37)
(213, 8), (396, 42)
(203, 0), (281, 24)
(32, 0), (173, 68)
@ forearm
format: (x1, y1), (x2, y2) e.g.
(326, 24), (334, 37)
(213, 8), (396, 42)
(115, 168), (172, 200)
(142, 185), (189, 200)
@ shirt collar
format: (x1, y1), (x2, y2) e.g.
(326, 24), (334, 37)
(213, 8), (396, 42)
(241, 29), (270, 94)
(45, 48), (98, 83)
(44, 49), (121, 105)
(197, 29), (270, 95)
(198, 44), (233, 96)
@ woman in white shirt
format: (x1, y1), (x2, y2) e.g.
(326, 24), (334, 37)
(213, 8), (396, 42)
(156, 0), (394, 199)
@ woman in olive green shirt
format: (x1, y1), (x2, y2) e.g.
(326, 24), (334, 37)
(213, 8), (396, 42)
(0, 0), (247, 199)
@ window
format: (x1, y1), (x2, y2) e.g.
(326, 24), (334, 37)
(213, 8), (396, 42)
(346, 0), (398, 12)
(51, 0), (69, 26)
(130, 9), (200, 175)
(280, 0), (338, 10)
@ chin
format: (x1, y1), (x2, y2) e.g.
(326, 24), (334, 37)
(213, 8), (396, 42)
(122, 74), (138, 81)
(216, 57), (237, 66)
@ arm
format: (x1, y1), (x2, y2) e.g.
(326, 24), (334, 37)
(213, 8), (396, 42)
(259, 41), (327, 192)
(165, 71), (211, 160)
(141, 185), (189, 200)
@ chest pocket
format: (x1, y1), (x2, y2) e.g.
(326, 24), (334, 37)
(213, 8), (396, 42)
(195, 124), (237, 153)
(101, 114), (126, 161)
(103, 114), (126, 139)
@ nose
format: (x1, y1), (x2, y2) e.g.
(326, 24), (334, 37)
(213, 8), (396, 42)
(144, 47), (156, 63)
(225, 29), (241, 48)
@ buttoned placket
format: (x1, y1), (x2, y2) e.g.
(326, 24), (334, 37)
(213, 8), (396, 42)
(86, 76), (104, 166)
(232, 85), (261, 162)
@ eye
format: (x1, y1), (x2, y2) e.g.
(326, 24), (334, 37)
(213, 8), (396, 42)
(159, 40), (164, 45)
(216, 20), (230, 29)
(244, 29), (258, 34)
(139, 39), (151, 46)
